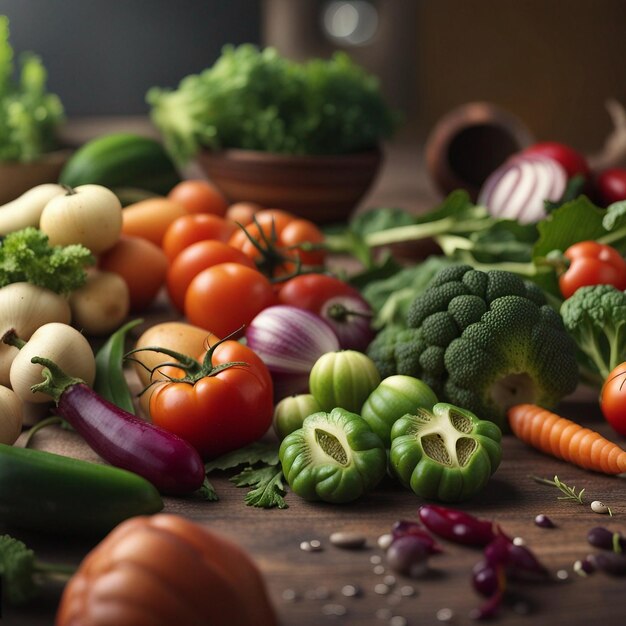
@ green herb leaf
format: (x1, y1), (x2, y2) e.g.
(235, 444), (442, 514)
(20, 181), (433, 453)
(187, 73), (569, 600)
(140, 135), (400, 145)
(194, 477), (219, 502)
(0, 227), (93, 294)
(204, 441), (280, 473)
(231, 465), (288, 509)
(0, 534), (37, 606)
(532, 475), (586, 504)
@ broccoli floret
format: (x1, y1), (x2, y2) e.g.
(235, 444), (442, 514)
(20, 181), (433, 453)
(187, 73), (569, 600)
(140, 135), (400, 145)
(367, 326), (425, 380)
(374, 265), (579, 428)
(560, 284), (626, 381)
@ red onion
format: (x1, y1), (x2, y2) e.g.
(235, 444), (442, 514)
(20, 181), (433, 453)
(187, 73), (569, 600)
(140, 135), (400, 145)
(319, 295), (375, 352)
(246, 305), (340, 398)
(478, 153), (567, 224)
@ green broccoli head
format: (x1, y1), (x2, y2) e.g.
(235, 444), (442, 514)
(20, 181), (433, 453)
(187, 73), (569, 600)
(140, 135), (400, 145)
(377, 265), (579, 428)
(367, 325), (424, 379)
(560, 284), (626, 381)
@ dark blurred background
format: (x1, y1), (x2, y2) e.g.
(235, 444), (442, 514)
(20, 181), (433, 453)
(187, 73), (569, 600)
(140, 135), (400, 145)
(2, 0), (626, 150)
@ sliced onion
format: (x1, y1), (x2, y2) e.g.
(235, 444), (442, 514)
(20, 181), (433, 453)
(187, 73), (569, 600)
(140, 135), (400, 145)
(319, 294), (375, 352)
(246, 305), (339, 375)
(478, 153), (567, 224)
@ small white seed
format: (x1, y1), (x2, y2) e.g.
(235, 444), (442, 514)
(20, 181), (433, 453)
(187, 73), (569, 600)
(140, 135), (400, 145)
(378, 533), (394, 550)
(330, 531), (367, 549)
(591, 500), (610, 514)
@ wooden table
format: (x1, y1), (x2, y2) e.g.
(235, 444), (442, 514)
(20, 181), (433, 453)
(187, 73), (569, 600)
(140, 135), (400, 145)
(3, 131), (626, 626)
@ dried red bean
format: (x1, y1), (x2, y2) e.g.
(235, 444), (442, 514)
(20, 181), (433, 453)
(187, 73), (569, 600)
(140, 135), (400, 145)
(418, 505), (496, 547)
(391, 519), (443, 554)
(386, 535), (430, 578)
(587, 526), (626, 552)
(472, 560), (501, 597)
(587, 552), (626, 576)
(534, 514), (555, 528)
(484, 533), (549, 579)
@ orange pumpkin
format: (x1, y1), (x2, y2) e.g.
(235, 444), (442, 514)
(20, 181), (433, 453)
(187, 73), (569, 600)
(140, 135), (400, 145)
(56, 514), (278, 626)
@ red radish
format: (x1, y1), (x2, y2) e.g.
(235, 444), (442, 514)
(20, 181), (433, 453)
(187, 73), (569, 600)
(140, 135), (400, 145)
(478, 154), (567, 224)
(595, 168), (626, 205)
(523, 141), (590, 180)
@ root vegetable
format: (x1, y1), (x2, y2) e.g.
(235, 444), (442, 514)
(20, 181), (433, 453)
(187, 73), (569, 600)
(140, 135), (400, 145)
(0, 385), (23, 444)
(69, 269), (130, 336)
(9, 322), (95, 403)
(508, 403), (626, 474)
(0, 183), (65, 235)
(39, 184), (123, 254)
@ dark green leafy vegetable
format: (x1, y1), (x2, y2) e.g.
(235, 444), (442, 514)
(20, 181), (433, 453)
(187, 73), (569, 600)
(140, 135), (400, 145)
(0, 227), (93, 294)
(0, 17), (64, 162)
(148, 44), (396, 164)
(560, 284), (626, 381)
(367, 265), (579, 427)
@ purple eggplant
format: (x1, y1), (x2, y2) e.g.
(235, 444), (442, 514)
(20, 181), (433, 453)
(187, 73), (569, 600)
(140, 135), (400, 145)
(31, 356), (205, 495)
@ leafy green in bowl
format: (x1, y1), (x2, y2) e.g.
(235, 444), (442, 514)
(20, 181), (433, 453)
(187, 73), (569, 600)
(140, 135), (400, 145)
(147, 44), (397, 166)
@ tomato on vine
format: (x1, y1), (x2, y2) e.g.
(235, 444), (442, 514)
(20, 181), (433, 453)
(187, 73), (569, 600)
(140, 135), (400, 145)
(228, 209), (325, 278)
(558, 241), (626, 299)
(139, 338), (274, 459)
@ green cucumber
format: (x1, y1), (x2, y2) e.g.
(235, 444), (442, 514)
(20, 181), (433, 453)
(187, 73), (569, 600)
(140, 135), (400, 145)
(0, 443), (163, 535)
(59, 133), (181, 195)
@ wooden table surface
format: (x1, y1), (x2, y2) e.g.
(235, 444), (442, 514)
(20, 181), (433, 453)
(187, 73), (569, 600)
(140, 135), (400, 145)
(3, 128), (626, 626)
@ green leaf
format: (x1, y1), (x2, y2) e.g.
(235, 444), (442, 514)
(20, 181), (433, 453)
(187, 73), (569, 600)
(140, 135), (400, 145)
(600, 201), (626, 253)
(231, 465), (288, 509)
(0, 535), (37, 606)
(532, 197), (608, 296)
(194, 477), (219, 502)
(204, 441), (280, 473)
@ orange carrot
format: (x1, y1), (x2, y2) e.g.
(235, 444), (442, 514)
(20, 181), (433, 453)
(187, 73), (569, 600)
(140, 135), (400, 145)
(508, 404), (626, 475)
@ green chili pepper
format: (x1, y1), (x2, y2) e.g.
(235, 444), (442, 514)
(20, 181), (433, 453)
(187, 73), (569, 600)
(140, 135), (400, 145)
(390, 403), (502, 503)
(279, 407), (387, 504)
(94, 318), (143, 414)
(0, 443), (163, 535)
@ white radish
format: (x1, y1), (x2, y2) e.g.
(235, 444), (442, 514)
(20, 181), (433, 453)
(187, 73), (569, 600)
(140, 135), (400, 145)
(69, 269), (130, 336)
(0, 283), (71, 387)
(39, 184), (123, 254)
(0, 183), (65, 235)
(10, 322), (95, 403)
(0, 385), (23, 444)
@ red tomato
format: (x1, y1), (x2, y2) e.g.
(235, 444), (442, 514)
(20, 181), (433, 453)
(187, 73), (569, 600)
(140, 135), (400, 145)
(559, 241), (626, 299)
(228, 209), (325, 277)
(166, 240), (256, 312)
(184, 262), (276, 337)
(168, 180), (229, 216)
(225, 202), (262, 227)
(278, 273), (363, 310)
(523, 142), (590, 180)
(600, 362), (626, 436)
(149, 339), (274, 458)
(595, 168), (626, 206)
(162, 213), (237, 262)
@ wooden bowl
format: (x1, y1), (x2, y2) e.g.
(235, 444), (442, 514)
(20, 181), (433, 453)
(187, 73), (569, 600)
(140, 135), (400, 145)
(196, 148), (383, 223)
(0, 150), (72, 205)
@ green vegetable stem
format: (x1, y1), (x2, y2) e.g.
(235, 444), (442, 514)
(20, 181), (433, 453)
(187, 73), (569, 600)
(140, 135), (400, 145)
(95, 318), (143, 414)
(390, 403), (502, 502)
(279, 407), (387, 504)
(0, 442), (163, 535)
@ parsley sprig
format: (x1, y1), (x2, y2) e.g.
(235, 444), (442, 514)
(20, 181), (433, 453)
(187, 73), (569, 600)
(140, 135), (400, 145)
(205, 442), (288, 509)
